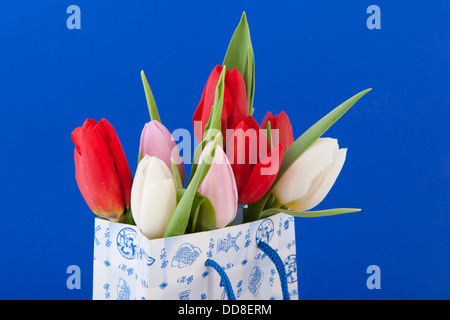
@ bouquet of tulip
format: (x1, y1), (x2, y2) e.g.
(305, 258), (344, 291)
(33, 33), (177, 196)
(71, 12), (370, 242)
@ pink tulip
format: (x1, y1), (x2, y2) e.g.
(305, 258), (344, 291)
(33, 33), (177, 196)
(139, 120), (185, 185)
(198, 142), (238, 228)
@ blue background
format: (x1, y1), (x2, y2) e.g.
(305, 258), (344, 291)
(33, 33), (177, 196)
(0, 0), (448, 299)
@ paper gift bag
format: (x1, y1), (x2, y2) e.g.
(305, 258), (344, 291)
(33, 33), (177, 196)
(93, 211), (298, 300)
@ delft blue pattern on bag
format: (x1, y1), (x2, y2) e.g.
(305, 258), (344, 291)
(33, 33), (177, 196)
(93, 212), (298, 300)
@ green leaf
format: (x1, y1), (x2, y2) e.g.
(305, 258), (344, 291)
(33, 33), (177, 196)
(260, 208), (362, 219)
(223, 11), (255, 114)
(137, 149), (143, 165)
(244, 88), (372, 222)
(176, 188), (185, 203)
(188, 193), (216, 233)
(164, 133), (222, 237)
(244, 44), (255, 115)
(170, 158), (183, 190)
(141, 70), (161, 122)
(187, 192), (203, 233)
(187, 67), (226, 185)
(280, 88), (372, 177)
(203, 65), (226, 140)
(194, 195), (216, 232)
(266, 120), (272, 149)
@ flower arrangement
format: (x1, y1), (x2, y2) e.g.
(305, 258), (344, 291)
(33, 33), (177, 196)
(71, 12), (370, 240)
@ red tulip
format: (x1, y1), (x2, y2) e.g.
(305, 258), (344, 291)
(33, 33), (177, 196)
(260, 111), (294, 152)
(193, 65), (248, 142)
(71, 119), (133, 221)
(227, 116), (284, 204)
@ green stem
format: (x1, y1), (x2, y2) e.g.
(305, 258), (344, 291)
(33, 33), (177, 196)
(244, 196), (269, 223)
(119, 208), (135, 225)
(263, 193), (275, 210)
(271, 199), (283, 209)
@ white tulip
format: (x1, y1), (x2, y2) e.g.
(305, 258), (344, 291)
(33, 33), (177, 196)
(273, 138), (347, 211)
(131, 155), (177, 239)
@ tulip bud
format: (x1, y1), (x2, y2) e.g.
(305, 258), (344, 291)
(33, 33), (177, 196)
(198, 142), (238, 228)
(131, 155), (177, 239)
(227, 116), (284, 205)
(139, 120), (185, 185)
(193, 65), (248, 143)
(272, 138), (347, 211)
(71, 119), (133, 221)
(260, 111), (294, 152)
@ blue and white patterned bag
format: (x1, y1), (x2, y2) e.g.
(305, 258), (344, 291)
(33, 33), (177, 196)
(93, 211), (298, 300)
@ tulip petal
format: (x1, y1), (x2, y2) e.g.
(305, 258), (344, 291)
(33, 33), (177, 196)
(273, 138), (338, 205)
(260, 111), (273, 129)
(238, 143), (284, 204)
(226, 67), (248, 129)
(193, 65), (233, 142)
(140, 121), (186, 184)
(227, 116), (272, 199)
(82, 118), (99, 130)
(261, 111), (294, 152)
(198, 144), (238, 228)
(193, 66), (222, 140)
(130, 158), (146, 224)
(142, 156), (173, 188)
(72, 127), (124, 220)
(192, 89), (206, 141)
(140, 122), (172, 163)
(131, 156), (177, 239)
(287, 147), (347, 211)
(138, 178), (177, 239)
(98, 119), (133, 209)
(71, 127), (84, 155)
(273, 111), (294, 151)
(227, 116), (260, 193)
